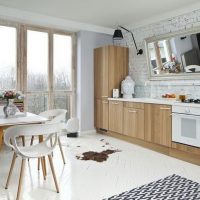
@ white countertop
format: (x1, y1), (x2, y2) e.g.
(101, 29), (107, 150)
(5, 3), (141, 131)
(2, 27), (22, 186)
(108, 97), (200, 107)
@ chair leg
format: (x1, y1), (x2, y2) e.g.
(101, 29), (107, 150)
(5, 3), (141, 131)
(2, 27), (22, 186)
(21, 136), (25, 146)
(58, 137), (66, 164)
(5, 152), (17, 189)
(41, 157), (46, 180)
(48, 154), (59, 193)
(16, 159), (26, 200)
(43, 157), (47, 177)
(30, 136), (34, 145)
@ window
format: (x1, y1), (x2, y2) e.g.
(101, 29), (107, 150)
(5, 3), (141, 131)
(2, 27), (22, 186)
(0, 21), (75, 117)
(52, 34), (73, 118)
(26, 29), (49, 114)
(27, 30), (48, 91)
(53, 34), (72, 90)
(0, 25), (17, 90)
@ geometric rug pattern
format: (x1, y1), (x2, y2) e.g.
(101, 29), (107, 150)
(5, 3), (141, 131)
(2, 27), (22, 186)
(105, 174), (200, 200)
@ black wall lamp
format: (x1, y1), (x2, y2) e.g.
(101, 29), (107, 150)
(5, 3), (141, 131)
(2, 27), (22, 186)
(113, 26), (143, 55)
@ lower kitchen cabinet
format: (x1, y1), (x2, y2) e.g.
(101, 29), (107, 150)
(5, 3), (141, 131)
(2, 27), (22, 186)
(97, 100), (172, 146)
(95, 99), (108, 131)
(109, 100), (123, 134)
(123, 106), (144, 140)
(145, 104), (172, 147)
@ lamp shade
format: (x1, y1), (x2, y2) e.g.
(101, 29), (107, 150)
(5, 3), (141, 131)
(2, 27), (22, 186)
(113, 29), (123, 40)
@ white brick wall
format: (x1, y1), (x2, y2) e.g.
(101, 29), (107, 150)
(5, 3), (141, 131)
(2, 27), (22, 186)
(116, 9), (200, 99)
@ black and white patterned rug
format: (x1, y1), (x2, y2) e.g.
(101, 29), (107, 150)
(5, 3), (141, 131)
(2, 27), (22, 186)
(105, 174), (200, 200)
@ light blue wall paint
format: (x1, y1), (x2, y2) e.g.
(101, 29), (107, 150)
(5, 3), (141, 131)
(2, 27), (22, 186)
(77, 31), (112, 132)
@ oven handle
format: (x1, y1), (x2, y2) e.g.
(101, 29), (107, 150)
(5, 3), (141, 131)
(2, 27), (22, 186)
(171, 112), (200, 119)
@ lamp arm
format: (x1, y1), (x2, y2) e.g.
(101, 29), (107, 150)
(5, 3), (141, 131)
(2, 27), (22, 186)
(119, 26), (139, 52)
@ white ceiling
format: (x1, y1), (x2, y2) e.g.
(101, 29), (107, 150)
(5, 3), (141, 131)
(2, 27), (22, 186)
(0, 0), (199, 29)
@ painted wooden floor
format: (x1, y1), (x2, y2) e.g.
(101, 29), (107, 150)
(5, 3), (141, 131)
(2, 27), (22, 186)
(0, 132), (200, 200)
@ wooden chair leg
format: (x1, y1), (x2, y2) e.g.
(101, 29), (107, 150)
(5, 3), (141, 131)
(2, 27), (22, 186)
(41, 157), (46, 180)
(5, 152), (17, 189)
(16, 159), (26, 200)
(30, 136), (34, 145)
(43, 157), (47, 177)
(58, 137), (66, 164)
(48, 154), (59, 193)
(21, 136), (25, 146)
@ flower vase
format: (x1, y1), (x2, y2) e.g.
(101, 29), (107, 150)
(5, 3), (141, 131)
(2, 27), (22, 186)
(3, 99), (18, 118)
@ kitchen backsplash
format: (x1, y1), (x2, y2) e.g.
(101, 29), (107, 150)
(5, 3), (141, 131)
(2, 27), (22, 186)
(116, 9), (200, 99)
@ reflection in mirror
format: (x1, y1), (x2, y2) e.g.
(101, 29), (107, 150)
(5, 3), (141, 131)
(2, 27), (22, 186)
(148, 32), (200, 76)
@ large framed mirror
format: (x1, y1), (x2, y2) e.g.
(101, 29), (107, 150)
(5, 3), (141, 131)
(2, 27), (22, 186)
(145, 27), (200, 80)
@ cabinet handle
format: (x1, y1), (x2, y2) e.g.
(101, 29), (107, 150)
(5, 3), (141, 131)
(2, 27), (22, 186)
(102, 96), (108, 98)
(111, 102), (119, 105)
(102, 101), (108, 104)
(160, 107), (171, 110)
(129, 110), (137, 113)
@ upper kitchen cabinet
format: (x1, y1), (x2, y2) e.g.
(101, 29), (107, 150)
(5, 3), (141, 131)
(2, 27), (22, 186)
(94, 46), (109, 99)
(94, 45), (129, 99)
(108, 46), (129, 97)
(145, 104), (172, 147)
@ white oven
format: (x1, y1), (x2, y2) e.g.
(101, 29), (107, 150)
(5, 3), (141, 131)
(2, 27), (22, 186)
(172, 105), (200, 147)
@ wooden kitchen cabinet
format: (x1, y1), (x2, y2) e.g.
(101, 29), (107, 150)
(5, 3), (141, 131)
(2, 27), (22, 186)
(95, 99), (101, 129)
(109, 101), (123, 134)
(94, 46), (128, 99)
(145, 104), (172, 147)
(108, 46), (128, 97)
(94, 45), (128, 130)
(94, 47), (109, 99)
(95, 99), (109, 131)
(123, 105), (144, 140)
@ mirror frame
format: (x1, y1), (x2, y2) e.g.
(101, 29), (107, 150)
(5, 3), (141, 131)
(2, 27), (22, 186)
(145, 26), (200, 80)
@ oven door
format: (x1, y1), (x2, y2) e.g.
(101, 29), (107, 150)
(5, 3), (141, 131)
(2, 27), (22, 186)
(172, 113), (200, 147)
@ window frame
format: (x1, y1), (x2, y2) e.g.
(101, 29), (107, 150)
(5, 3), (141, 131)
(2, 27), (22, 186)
(0, 20), (76, 117)
(0, 20), (21, 91)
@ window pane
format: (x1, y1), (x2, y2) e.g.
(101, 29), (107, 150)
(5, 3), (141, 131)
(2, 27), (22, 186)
(53, 34), (72, 90)
(0, 26), (17, 90)
(53, 93), (71, 119)
(27, 30), (48, 91)
(26, 94), (48, 114)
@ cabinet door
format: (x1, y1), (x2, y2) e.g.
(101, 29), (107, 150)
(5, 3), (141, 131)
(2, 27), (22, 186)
(95, 99), (108, 130)
(108, 46), (128, 97)
(95, 99), (101, 129)
(145, 104), (172, 147)
(101, 100), (109, 130)
(94, 47), (109, 99)
(109, 101), (123, 134)
(124, 107), (144, 140)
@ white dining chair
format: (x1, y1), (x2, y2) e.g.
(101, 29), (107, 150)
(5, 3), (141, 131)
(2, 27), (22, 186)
(4, 123), (61, 200)
(30, 109), (67, 165)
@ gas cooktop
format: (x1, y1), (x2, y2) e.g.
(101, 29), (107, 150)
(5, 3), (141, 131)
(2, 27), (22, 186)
(183, 99), (200, 104)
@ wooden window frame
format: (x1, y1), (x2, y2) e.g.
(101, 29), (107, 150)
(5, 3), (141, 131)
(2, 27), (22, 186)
(0, 19), (76, 117)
